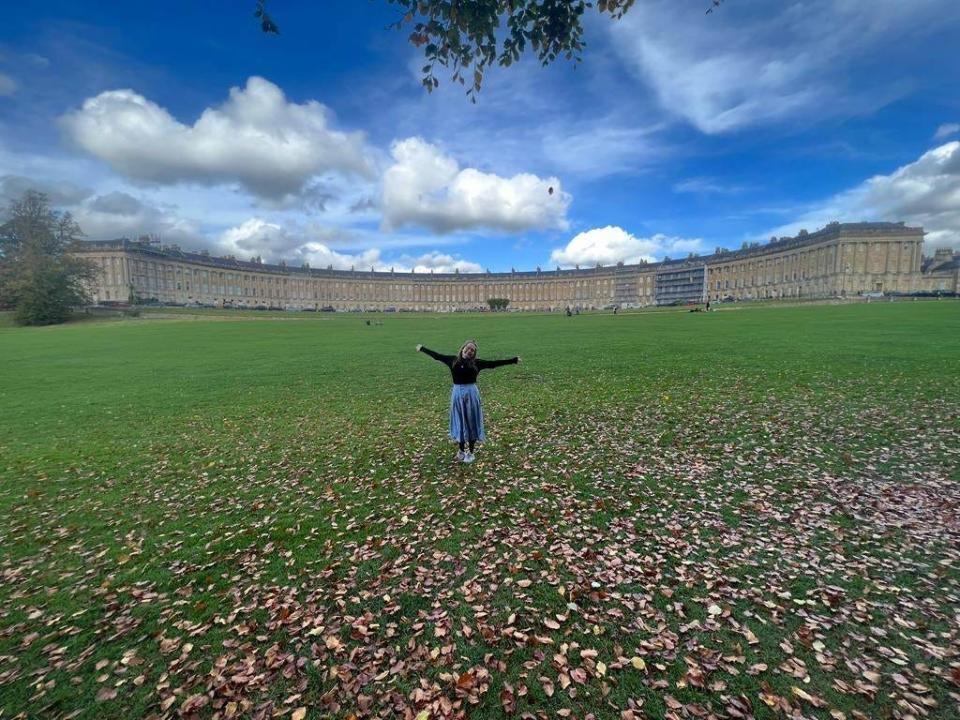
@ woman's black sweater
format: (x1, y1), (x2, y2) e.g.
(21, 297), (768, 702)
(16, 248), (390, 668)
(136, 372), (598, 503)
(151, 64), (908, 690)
(419, 346), (518, 384)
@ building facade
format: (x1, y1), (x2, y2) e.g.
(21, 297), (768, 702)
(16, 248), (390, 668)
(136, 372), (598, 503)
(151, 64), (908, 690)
(76, 222), (945, 311)
(921, 248), (960, 294)
(656, 265), (708, 305)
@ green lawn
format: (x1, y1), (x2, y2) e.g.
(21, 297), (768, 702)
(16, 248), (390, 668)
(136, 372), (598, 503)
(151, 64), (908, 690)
(1, 303), (958, 720)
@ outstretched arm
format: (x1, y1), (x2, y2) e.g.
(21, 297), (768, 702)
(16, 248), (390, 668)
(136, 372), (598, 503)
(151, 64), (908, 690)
(477, 356), (521, 370)
(416, 345), (455, 366)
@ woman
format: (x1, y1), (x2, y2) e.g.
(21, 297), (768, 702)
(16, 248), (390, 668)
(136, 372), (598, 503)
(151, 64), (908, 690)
(416, 340), (520, 463)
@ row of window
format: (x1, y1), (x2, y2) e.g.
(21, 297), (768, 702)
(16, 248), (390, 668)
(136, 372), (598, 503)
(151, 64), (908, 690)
(98, 242), (918, 302)
(111, 258), (655, 301)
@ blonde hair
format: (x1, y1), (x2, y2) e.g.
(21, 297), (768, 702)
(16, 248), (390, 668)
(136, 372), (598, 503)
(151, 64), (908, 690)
(456, 339), (478, 366)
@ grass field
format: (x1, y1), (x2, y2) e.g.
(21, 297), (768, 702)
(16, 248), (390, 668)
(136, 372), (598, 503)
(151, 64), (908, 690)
(1, 302), (958, 720)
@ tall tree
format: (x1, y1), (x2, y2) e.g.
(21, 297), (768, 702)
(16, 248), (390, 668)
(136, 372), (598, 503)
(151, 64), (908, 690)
(256, 0), (641, 98)
(0, 191), (97, 326)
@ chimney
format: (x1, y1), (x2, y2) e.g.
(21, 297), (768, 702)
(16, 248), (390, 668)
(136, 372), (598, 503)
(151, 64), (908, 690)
(933, 248), (953, 264)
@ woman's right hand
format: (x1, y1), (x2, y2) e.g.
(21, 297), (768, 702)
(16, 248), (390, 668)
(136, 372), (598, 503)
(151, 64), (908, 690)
(415, 344), (423, 351)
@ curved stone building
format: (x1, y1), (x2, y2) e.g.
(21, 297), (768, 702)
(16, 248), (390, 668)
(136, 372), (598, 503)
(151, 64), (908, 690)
(76, 221), (947, 311)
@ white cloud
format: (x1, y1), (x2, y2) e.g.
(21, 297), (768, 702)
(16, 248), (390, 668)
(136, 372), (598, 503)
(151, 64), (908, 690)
(88, 191), (146, 216)
(0, 174), (93, 207)
(72, 191), (204, 245)
(366, 46), (669, 184)
(60, 76), (375, 199)
(391, 251), (483, 274)
(213, 218), (482, 272)
(549, 226), (704, 267)
(934, 123), (959, 140)
(216, 218), (382, 268)
(0, 168), (209, 246)
(610, 0), (955, 133)
(0, 73), (17, 96)
(218, 218), (303, 258)
(0, 144), (116, 195)
(23, 53), (50, 68)
(540, 123), (663, 178)
(764, 141), (960, 252)
(381, 137), (570, 233)
(673, 177), (748, 195)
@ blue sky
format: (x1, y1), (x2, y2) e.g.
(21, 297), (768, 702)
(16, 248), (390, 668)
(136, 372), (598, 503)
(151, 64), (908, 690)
(1, 0), (958, 272)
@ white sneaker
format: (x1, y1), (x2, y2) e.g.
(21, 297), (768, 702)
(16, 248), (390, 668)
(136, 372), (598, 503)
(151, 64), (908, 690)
(463, 451), (475, 463)
(455, 450), (466, 461)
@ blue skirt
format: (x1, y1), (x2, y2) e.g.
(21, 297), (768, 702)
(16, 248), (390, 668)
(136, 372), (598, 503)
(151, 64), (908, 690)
(449, 383), (485, 443)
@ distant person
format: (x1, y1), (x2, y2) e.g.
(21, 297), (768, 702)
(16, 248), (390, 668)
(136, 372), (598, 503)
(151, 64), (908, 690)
(613, 306), (618, 315)
(566, 306), (572, 317)
(416, 340), (520, 463)
(705, 300), (711, 311)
